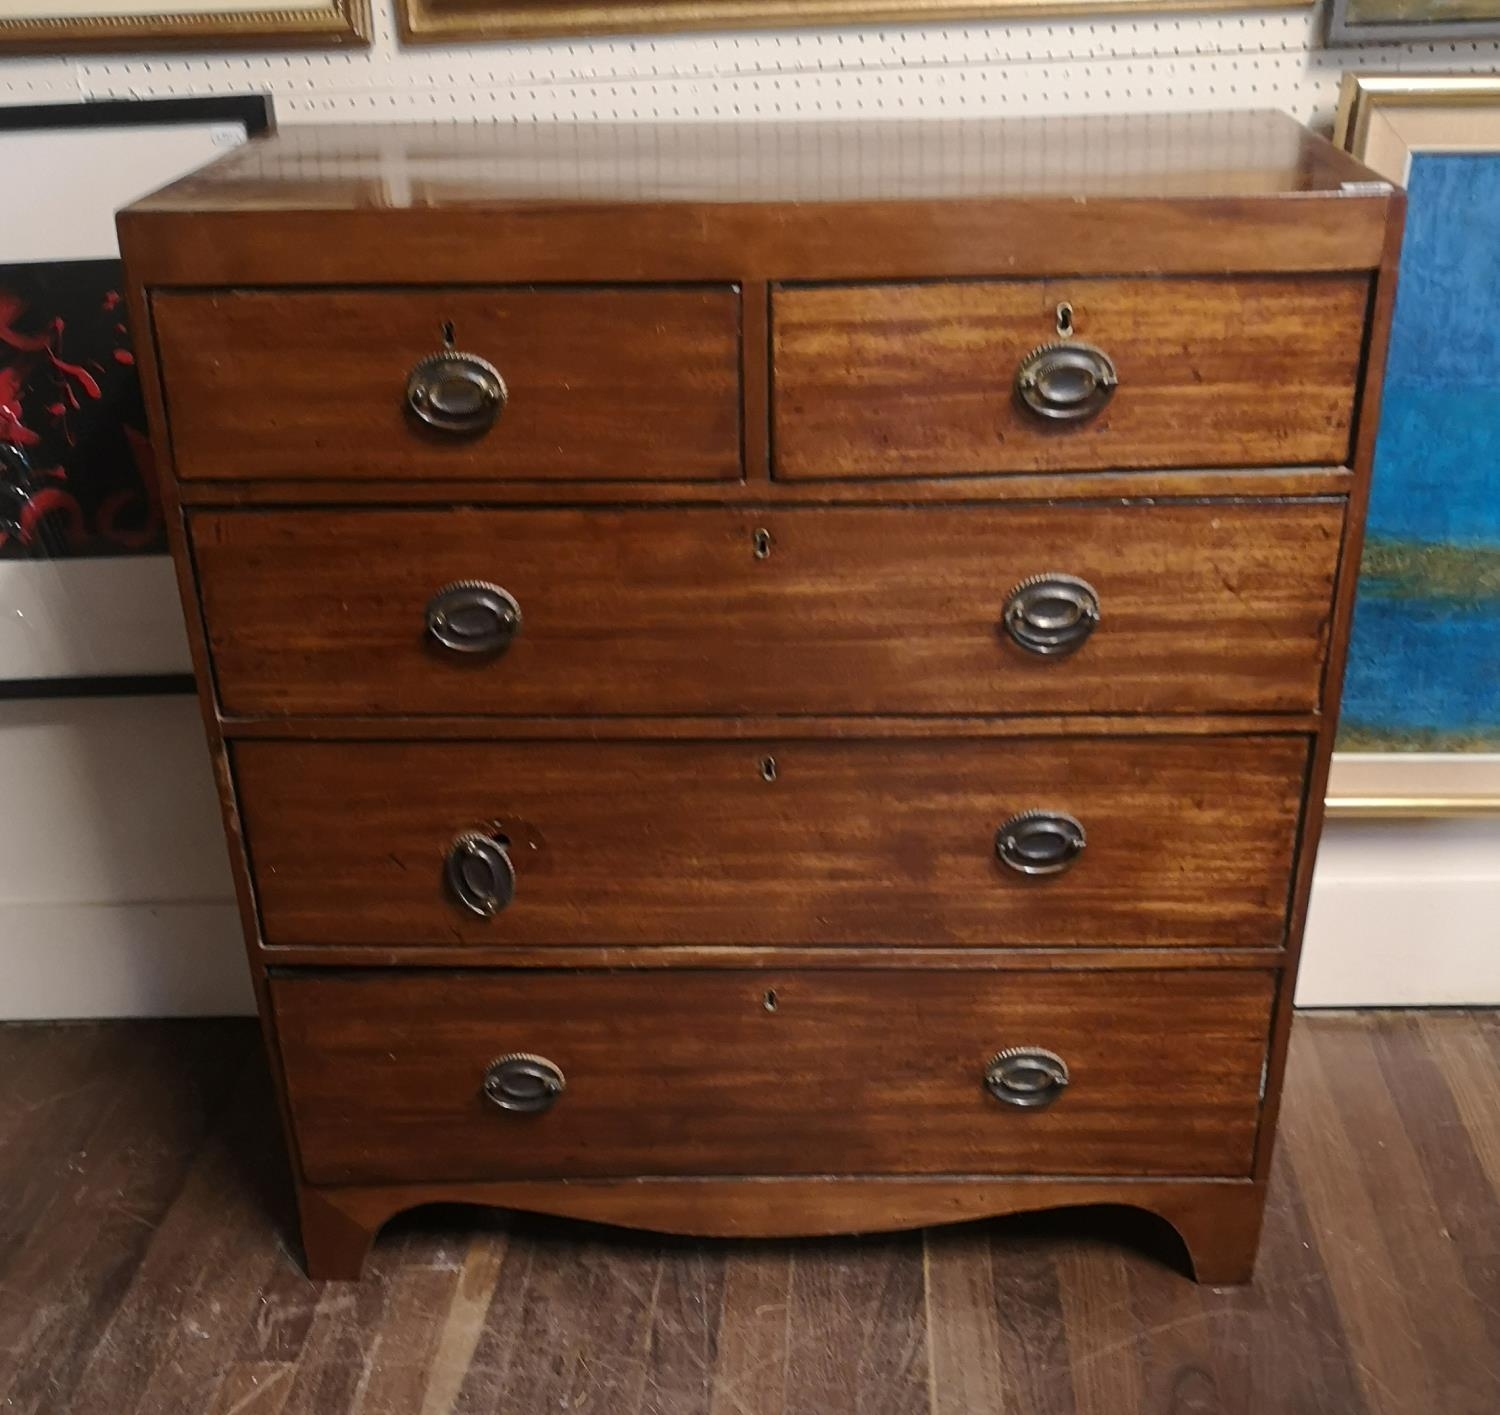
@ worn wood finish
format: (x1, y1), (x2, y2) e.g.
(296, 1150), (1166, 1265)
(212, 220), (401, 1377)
(176, 465), (1357, 505)
(6, 1012), (1500, 1413)
(120, 113), (1405, 1283)
(222, 711), (1325, 743)
(773, 277), (1369, 478)
(194, 502), (1344, 719)
(236, 736), (1307, 949)
(272, 967), (1274, 1186)
(154, 287), (742, 482)
(298, 1176), (1269, 1286)
(115, 114), (1393, 288)
(257, 943), (1287, 971)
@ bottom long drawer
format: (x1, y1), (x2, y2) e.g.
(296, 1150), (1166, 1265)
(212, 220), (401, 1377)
(272, 967), (1275, 1186)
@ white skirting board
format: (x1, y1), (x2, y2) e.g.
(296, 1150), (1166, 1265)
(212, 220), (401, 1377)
(2, 901), (249, 1021)
(0, 695), (252, 1020)
(2, 694), (1495, 1016)
(1296, 818), (1500, 1008)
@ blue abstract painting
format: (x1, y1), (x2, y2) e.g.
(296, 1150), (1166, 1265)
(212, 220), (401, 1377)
(1339, 151), (1500, 751)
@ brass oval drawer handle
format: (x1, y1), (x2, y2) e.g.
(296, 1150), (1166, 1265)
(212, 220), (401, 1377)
(1003, 573), (1099, 657)
(406, 350), (507, 435)
(426, 580), (521, 656)
(995, 810), (1086, 876)
(1015, 341), (1117, 421)
(985, 1047), (1069, 1109)
(446, 830), (515, 917)
(483, 1053), (565, 1114)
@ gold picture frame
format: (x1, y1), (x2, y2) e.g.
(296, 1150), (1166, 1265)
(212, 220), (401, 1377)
(398, 0), (1309, 45)
(1327, 74), (1500, 818)
(0, 0), (369, 53)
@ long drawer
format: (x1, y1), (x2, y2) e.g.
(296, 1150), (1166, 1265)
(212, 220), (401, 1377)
(193, 502), (1344, 718)
(154, 287), (742, 482)
(237, 736), (1307, 950)
(273, 967), (1276, 1185)
(772, 275), (1368, 478)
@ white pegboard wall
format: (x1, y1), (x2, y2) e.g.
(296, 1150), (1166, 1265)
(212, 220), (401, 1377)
(2, 3), (1499, 130)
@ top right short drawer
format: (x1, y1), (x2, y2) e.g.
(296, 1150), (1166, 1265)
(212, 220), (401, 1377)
(771, 275), (1370, 479)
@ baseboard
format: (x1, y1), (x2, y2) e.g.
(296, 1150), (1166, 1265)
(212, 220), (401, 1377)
(1297, 818), (1500, 1007)
(0, 900), (252, 1020)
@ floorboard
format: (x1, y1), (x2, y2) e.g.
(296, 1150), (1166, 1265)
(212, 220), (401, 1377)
(1, 1013), (1496, 1415)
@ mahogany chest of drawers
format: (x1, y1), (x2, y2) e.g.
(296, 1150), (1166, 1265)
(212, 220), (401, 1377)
(119, 112), (1402, 1283)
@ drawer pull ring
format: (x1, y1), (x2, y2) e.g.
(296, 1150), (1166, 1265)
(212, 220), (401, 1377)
(406, 350), (507, 435)
(446, 831), (516, 917)
(985, 1047), (1069, 1109)
(1015, 341), (1117, 421)
(995, 810), (1086, 876)
(426, 580), (521, 656)
(482, 1053), (565, 1114)
(1003, 573), (1099, 657)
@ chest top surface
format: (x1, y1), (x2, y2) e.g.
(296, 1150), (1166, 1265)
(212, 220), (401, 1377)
(131, 110), (1378, 211)
(118, 111), (1397, 285)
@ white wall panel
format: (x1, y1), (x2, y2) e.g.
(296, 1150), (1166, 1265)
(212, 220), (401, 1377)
(0, 6), (1491, 132)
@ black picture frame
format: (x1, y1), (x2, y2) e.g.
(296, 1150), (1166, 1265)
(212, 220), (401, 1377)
(0, 93), (272, 700)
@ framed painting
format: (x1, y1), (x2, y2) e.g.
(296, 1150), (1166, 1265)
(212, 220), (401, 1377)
(0, 0), (366, 53)
(398, 0), (1311, 45)
(1328, 0), (1500, 44)
(1328, 75), (1500, 816)
(1, 96), (270, 694)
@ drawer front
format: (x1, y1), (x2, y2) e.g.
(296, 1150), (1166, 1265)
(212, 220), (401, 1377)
(237, 736), (1307, 950)
(194, 502), (1343, 718)
(154, 287), (742, 482)
(273, 967), (1276, 1185)
(772, 276), (1368, 478)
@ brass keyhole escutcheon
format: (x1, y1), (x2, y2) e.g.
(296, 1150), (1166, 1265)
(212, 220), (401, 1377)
(753, 527), (773, 560)
(1055, 301), (1074, 336)
(759, 755), (778, 782)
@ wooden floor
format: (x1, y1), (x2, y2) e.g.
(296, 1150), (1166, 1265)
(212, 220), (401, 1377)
(1, 1012), (1497, 1415)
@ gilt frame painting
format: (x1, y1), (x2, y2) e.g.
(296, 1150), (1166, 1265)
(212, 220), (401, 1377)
(398, 0), (1310, 45)
(0, 0), (367, 53)
(1327, 0), (1500, 45)
(1328, 75), (1500, 816)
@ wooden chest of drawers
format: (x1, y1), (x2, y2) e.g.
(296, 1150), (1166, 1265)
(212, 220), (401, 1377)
(119, 112), (1402, 1284)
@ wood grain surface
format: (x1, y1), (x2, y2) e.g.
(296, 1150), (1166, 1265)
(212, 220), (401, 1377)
(115, 115), (1397, 286)
(193, 502), (1345, 718)
(175, 466), (1357, 507)
(5, 1011), (1497, 1414)
(773, 277), (1369, 477)
(270, 967), (1275, 1186)
(153, 287), (742, 482)
(235, 735), (1308, 950)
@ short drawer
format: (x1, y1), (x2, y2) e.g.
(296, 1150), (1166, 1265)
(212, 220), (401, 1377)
(193, 501), (1343, 718)
(272, 967), (1276, 1185)
(237, 736), (1307, 950)
(153, 287), (741, 481)
(772, 275), (1368, 478)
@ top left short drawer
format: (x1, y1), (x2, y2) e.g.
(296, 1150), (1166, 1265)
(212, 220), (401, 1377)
(152, 287), (743, 482)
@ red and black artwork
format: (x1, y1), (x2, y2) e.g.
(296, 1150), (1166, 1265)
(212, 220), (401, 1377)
(1, 260), (160, 560)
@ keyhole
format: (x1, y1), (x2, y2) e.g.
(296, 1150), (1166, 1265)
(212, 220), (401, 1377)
(759, 755), (777, 782)
(1055, 302), (1074, 337)
(763, 989), (779, 1013)
(753, 527), (773, 560)
(441, 320), (456, 348)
